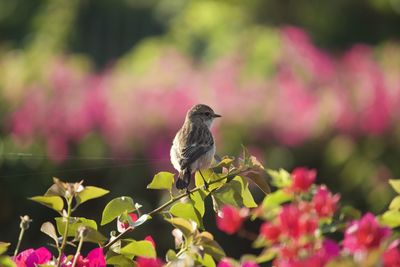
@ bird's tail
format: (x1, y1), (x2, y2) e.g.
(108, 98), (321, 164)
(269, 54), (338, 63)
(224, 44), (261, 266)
(176, 168), (191, 190)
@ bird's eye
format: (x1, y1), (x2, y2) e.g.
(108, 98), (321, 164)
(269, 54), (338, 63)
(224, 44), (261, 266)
(204, 112), (210, 116)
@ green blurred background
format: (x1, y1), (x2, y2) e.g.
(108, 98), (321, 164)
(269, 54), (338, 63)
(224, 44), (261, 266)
(1, 0), (400, 259)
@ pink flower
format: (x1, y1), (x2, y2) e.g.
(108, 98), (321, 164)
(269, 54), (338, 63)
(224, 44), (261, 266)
(343, 213), (391, 254)
(279, 205), (302, 238)
(312, 186), (340, 218)
(290, 167), (316, 193)
(260, 222), (281, 242)
(136, 257), (164, 267)
(216, 205), (247, 235)
(117, 213), (138, 233)
(85, 248), (106, 267)
(383, 239), (400, 267)
(13, 247), (52, 267)
(217, 258), (234, 267)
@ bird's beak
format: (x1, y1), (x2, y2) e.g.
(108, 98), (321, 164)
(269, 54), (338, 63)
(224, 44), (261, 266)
(213, 113), (222, 118)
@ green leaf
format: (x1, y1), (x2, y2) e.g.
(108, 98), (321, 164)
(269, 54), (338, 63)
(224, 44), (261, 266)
(380, 210), (400, 228)
(147, 172), (174, 191)
(198, 253), (216, 267)
(212, 180), (244, 209)
(202, 238), (225, 261)
(106, 255), (135, 267)
(55, 217), (97, 237)
(0, 256), (16, 267)
(76, 186), (109, 206)
(40, 222), (58, 246)
(195, 169), (225, 191)
(170, 202), (203, 229)
(30, 196), (64, 212)
(256, 248), (276, 263)
(120, 240), (156, 258)
(389, 196), (400, 210)
(267, 169), (292, 188)
(190, 190), (207, 217)
(389, 179), (400, 194)
(165, 217), (197, 238)
(101, 196), (135, 225)
(262, 189), (292, 209)
(214, 157), (234, 168)
(233, 176), (257, 208)
(0, 242), (10, 255)
(79, 227), (107, 244)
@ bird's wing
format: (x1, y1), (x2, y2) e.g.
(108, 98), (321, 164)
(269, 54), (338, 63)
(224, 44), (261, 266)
(179, 125), (214, 170)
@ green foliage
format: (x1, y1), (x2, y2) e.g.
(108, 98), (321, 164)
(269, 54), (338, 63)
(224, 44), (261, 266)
(0, 242), (10, 255)
(147, 172), (175, 191)
(267, 168), (292, 188)
(101, 197), (135, 225)
(55, 217), (97, 237)
(29, 196), (64, 212)
(170, 202), (203, 229)
(75, 186), (109, 206)
(120, 240), (156, 258)
(40, 222), (59, 247)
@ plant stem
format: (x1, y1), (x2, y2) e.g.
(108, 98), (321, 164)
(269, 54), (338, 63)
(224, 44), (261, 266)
(102, 170), (242, 251)
(57, 197), (73, 267)
(71, 234), (84, 267)
(13, 228), (25, 256)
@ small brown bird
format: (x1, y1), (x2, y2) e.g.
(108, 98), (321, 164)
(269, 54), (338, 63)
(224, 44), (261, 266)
(170, 104), (221, 190)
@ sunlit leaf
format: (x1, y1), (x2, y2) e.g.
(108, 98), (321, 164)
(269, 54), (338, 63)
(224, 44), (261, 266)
(40, 222), (58, 246)
(165, 217), (197, 239)
(212, 181), (244, 209)
(389, 179), (400, 194)
(55, 217), (97, 237)
(170, 202), (203, 229)
(190, 190), (207, 217)
(262, 189), (292, 209)
(195, 169), (225, 191)
(255, 248), (276, 263)
(101, 196), (135, 225)
(120, 240), (156, 258)
(0, 242), (10, 255)
(389, 196), (400, 210)
(76, 186), (109, 206)
(106, 254), (135, 267)
(198, 253), (216, 267)
(267, 169), (292, 188)
(0, 256), (16, 267)
(147, 172), (174, 191)
(30, 196), (64, 212)
(233, 176), (257, 208)
(380, 210), (400, 228)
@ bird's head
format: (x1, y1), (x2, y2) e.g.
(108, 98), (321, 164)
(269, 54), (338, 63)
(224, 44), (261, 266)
(186, 104), (221, 127)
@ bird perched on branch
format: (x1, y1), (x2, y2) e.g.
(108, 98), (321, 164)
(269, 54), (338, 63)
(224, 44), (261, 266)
(170, 104), (221, 190)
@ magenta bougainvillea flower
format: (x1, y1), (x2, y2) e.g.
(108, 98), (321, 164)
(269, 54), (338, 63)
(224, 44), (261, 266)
(343, 213), (391, 254)
(13, 247), (52, 267)
(216, 205), (247, 235)
(260, 222), (281, 243)
(136, 257), (164, 267)
(279, 204), (317, 239)
(217, 258), (234, 267)
(289, 167), (316, 193)
(383, 239), (400, 267)
(312, 186), (340, 218)
(71, 248), (106, 267)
